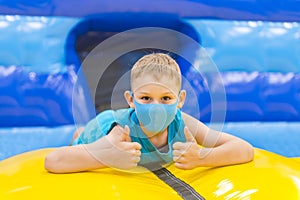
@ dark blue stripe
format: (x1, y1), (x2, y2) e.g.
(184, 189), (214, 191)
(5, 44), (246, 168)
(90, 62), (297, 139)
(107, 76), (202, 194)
(151, 167), (205, 200)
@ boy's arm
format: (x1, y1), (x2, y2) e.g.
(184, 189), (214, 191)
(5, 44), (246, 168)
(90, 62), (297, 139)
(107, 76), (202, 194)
(45, 125), (141, 173)
(172, 112), (254, 169)
(44, 144), (106, 173)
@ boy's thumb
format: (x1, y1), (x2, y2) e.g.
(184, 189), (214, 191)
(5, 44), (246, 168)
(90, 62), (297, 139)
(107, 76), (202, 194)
(184, 126), (195, 142)
(120, 125), (131, 142)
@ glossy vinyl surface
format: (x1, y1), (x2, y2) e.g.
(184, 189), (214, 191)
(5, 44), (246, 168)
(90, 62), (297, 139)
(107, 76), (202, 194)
(1, 148), (300, 199)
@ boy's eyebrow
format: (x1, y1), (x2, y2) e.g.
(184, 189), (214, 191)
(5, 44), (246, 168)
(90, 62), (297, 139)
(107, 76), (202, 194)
(137, 92), (150, 95)
(137, 91), (177, 96)
(161, 92), (176, 95)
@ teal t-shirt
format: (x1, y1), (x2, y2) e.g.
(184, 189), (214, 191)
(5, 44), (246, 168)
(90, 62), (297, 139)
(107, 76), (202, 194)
(73, 108), (186, 166)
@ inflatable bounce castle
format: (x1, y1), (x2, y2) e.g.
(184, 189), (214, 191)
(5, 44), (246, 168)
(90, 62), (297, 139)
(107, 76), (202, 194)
(1, 1), (300, 199)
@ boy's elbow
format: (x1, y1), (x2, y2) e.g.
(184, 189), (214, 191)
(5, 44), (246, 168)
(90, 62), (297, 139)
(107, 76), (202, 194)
(243, 142), (255, 163)
(44, 151), (62, 173)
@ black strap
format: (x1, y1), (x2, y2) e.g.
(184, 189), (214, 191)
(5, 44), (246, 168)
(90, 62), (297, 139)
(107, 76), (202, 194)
(106, 122), (119, 134)
(151, 167), (206, 200)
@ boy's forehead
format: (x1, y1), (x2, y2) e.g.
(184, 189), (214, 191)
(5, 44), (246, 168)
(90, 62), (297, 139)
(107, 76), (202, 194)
(132, 74), (180, 94)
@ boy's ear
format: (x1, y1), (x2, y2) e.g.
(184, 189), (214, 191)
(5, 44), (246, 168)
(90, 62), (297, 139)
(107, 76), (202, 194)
(124, 90), (135, 108)
(177, 90), (186, 109)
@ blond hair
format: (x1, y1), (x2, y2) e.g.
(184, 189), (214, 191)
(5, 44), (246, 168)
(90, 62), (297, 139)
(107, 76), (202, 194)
(131, 53), (182, 89)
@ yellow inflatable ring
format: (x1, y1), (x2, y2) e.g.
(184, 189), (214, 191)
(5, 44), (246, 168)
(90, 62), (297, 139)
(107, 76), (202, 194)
(1, 148), (300, 199)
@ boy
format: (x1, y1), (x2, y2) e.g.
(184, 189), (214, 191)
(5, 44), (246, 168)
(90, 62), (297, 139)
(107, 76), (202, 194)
(45, 53), (254, 173)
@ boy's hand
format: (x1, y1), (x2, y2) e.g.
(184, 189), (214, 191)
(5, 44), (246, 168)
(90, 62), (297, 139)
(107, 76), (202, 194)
(172, 127), (202, 170)
(84, 125), (142, 170)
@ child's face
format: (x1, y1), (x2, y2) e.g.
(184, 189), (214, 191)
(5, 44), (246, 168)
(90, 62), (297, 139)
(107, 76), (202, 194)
(125, 74), (186, 109)
(125, 74), (186, 134)
(132, 74), (180, 104)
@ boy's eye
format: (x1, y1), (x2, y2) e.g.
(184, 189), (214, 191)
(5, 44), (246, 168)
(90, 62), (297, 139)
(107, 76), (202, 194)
(138, 95), (175, 103)
(162, 96), (171, 101)
(141, 96), (151, 101)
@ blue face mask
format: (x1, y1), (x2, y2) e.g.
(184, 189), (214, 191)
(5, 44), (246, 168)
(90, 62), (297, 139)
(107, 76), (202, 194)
(133, 97), (178, 134)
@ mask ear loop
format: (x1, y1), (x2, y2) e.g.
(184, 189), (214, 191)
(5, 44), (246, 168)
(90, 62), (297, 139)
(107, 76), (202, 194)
(129, 91), (134, 97)
(178, 90), (182, 96)
(177, 90), (185, 110)
(129, 91), (136, 110)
